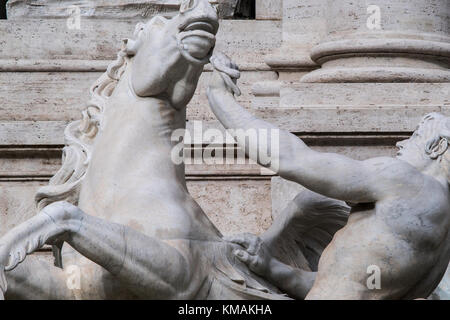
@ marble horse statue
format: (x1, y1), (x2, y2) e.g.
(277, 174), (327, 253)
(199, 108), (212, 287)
(0, 0), (349, 300)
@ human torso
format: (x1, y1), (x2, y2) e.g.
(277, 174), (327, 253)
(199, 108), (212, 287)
(309, 174), (450, 299)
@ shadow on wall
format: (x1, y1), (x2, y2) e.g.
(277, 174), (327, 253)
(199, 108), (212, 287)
(234, 0), (255, 19)
(0, 1), (6, 19)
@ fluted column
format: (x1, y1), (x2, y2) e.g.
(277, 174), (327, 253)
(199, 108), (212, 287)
(302, 0), (450, 83)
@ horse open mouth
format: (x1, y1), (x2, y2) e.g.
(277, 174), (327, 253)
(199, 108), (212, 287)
(184, 21), (216, 34)
(178, 19), (218, 64)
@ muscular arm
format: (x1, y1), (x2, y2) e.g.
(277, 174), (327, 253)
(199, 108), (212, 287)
(265, 259), (316, 300)
(228, 234), (316, 300)
(207, 55), (418, 203)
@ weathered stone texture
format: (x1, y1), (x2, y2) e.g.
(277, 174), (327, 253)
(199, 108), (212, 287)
(188, 179), (272, 236)
(0, 19), (281, 62)
(255, 0), (282, 20)
(6, 0), (241, 19)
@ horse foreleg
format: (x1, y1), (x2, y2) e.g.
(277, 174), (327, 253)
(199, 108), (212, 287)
(5, 254), (75, 300)
(0, 201), (82, 298)
(0, 201), (204, 300)
(60, 207), (205, 299)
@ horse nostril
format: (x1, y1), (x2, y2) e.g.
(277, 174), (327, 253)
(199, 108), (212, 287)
(396, 140), (406, 149)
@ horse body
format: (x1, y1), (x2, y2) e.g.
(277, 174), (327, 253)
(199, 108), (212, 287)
(77, 67), (221, 241)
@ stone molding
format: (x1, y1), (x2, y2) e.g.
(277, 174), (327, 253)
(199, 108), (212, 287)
(6, 0), (240, 19)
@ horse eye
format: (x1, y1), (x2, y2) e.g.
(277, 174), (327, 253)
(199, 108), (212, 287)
(180, 0), (196, 13)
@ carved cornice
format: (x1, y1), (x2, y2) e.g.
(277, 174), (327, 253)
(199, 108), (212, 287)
(302, 38), (450, 83)
(301, 66), (450, 83)
(0, 133), (409, 181)
(310, 38), (450, 64)
(264, 50), (318, 71)
(0, 59), (272, 72)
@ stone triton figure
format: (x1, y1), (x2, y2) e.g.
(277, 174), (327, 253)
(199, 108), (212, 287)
(0, 0), (345, 300)
(206, 53), (450, 300)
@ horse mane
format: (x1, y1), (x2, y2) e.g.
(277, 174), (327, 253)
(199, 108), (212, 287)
(35, 49), (130, 210)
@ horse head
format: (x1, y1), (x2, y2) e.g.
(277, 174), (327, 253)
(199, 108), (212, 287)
(124, 0), (219, 109)
(35, 0), (219, 210)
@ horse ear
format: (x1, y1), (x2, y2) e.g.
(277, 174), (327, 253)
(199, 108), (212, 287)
(123, 39), (138, 56)
(151, 16), (167, 29)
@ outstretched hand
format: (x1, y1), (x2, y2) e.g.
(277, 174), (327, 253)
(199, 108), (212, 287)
(224, 233), (274, 277)
(209, 52), (242, 96)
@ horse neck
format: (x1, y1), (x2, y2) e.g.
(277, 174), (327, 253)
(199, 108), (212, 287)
(94, 69), (188, 185)
(80, 66), (224, 241)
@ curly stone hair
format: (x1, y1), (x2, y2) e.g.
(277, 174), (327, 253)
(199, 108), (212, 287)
(419, 113), (450, 182)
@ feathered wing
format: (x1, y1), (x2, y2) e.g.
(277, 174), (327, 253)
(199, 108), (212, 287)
(261, 189), (350, 272)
